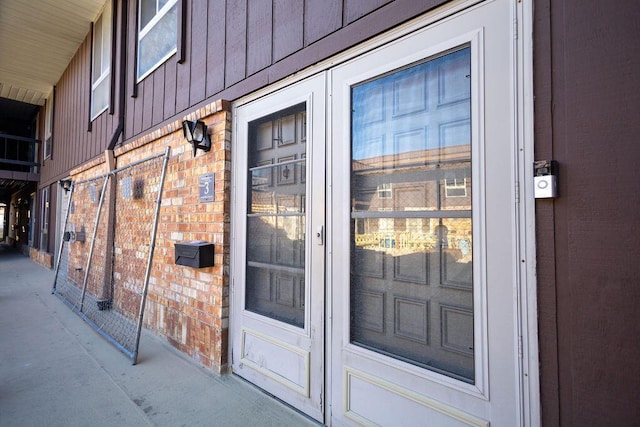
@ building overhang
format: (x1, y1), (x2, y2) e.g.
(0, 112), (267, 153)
(0, 0), (107, 108)
(0, 171), (39, 202)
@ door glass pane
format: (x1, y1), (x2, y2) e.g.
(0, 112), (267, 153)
(246, 103), (307, 327)
(350, 47), (474, 383)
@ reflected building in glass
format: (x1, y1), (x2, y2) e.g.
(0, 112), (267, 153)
(350, 47), (475, 383)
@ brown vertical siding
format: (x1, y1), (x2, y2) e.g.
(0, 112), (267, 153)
(273, 0), (303, 62)
(535, 0), (640, 425)
(142, 74), (154, 130)
(93, 115), (101, 159)
(80, 36), (89, 162)
(175, 11), (191, 114)
(133, 81), (144, 136)
(344, 0), (393, 24)
(246, 0), (272, 76)
(304, 0), (342, 45)
(65, 49), (72, 167)
(189, 0), (208, 105)
(205, 0), (226, 97)
(224, 0), (247, 87)
(152, 67), (166, 124)
(163, 59), (178, 119)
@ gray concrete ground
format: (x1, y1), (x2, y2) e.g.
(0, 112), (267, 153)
(0, 244), (318, 426)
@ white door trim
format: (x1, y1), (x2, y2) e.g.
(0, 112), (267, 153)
(515, 0), (541, 425)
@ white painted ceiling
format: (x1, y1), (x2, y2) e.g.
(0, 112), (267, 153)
(0, 0), (107, 106)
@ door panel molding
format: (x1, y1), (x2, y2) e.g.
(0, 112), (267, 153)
(344, 367), (489, 427)
(240, 328), (311, 396)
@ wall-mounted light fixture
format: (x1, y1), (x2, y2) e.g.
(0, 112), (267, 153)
(59, 179), (72, 193)
(182, 120), (211, 157)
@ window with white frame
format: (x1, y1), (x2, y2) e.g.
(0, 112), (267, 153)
(377, 183), (392, 199)
(445, 177), (467, 198)
(91, 2), (112, 119)
(137, 0), (178, 81)
(44, 95), (53, 160)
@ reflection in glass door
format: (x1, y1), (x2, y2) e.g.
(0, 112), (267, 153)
(350, 47), (474, 382)
(246, 103), (307, 328)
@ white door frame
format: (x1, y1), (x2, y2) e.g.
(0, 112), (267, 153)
(230, 75), (327, 422)
(229, 0), (539, 424)
(515, 0), (540, 424)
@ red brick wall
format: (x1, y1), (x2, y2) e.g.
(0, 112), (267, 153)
(69, 100), (232, 372)
(30, 248), (53, 269)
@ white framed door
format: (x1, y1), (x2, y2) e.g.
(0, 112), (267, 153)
(328, 0), (523, 425)
(55, 184), (70, 265)
(230, 74), (326, 422)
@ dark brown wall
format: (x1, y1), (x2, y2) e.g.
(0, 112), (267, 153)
(534, 0), (640, 425)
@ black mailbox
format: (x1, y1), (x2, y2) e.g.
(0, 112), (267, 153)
(175, 241), (214, 268)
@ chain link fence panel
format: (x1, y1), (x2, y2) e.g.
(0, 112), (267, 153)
(52, 148), (170, 363)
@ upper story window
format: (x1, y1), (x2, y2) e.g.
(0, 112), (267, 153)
(137, 0), (178, 81)
(44, 94), (53, 160)
(91, 2), (112, 119)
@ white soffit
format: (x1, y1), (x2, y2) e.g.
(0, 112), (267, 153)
(0, 0), (106, 106)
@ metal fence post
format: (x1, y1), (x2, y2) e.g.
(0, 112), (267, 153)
(132, 146), (171, 364)
(79, 175), (111, 313)
(52, 182), (74, 293)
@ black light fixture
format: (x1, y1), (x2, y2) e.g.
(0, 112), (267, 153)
(59, 179), (72, 193)
(182, 119), (211, 157)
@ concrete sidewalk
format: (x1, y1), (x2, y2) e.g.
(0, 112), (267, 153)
(0, 244), (318, 426)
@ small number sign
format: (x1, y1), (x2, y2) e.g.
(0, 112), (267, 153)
(198, 173), (214, 202)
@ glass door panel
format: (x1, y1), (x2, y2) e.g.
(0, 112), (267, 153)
(246, 103), (307, 327)
(350, 47), (474, 382)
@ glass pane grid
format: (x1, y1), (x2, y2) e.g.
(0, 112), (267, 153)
(350, 47), (474, 383)
(245, 104), (307, 328)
